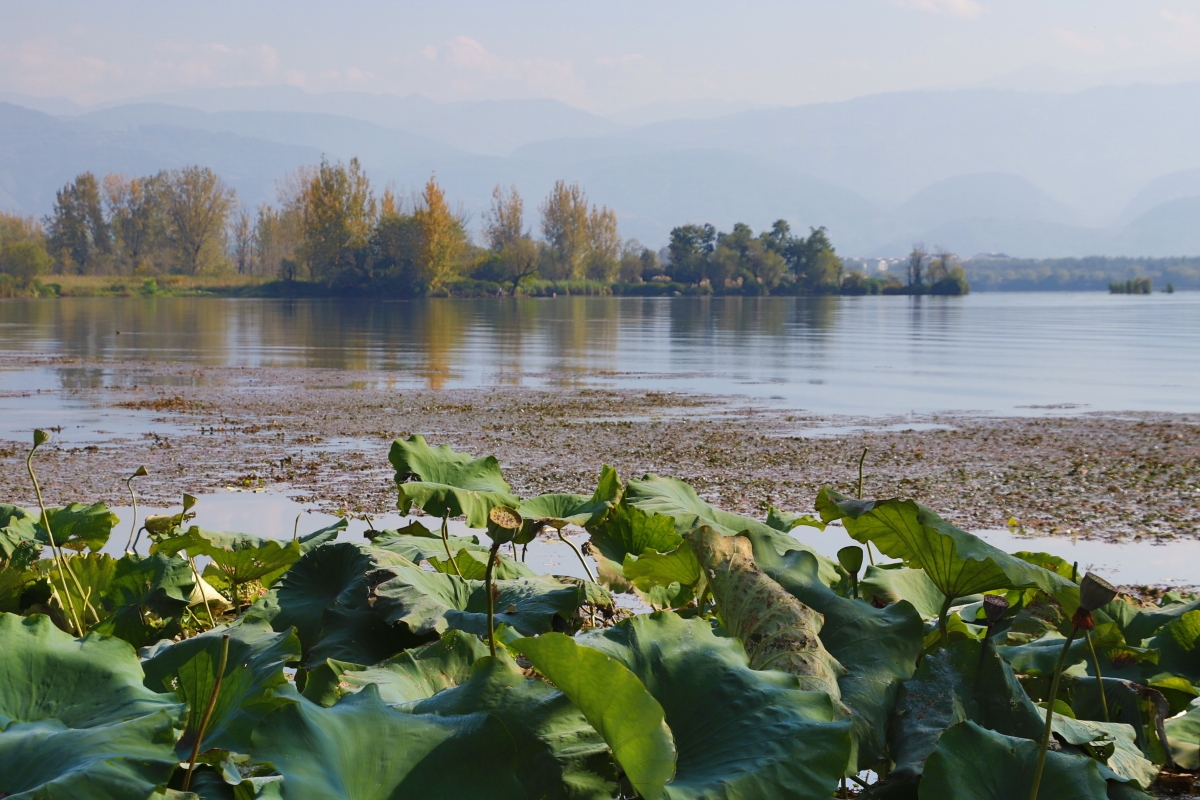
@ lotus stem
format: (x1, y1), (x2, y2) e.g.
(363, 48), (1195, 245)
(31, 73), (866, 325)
(183, 633), (230, 792)
(856, 448), (876, 566)
(1029, 624), (1080, 800)
(27, 433), (86, 635)
(1084, 629), (1110, 723)
(937, 595), (955, 646)
(292, 512), (302, 541)
(440, 513), (462, 577)
(484, 539), (502, 657)
(557, 528), (596, 583)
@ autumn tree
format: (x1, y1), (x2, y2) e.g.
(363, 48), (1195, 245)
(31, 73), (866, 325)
(483, 185), (525, 252)
(298, 158), (376, 285)
(104, 173), (166, 273)
(907, 243), (927, 287)
(539, 181), (590, 280)
(583, 205), (621, 282)
(159, 166), (237, 274)
(230, 209), (255, 275)
(414, 174), (467, 292)
(0, 212), (52, 283)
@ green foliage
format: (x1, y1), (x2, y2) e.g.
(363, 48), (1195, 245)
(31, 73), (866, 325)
(389, 434), (518, 527)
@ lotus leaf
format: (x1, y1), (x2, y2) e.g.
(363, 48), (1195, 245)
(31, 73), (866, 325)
(766, 506), (826, 532)
(518, 465), (622, 533)
(0, 712), (181, 800)
(918, 719), (1110, 800)
(43, 551), (115, 625)
(247, 542), (412, 658)
(0, 613), (180, 730)
(889, 638), (1044, 781)
(249, 686), (526, 800)
(404, 653), (619, 800)
(688, 527), (844, 697)
(430, 546), (538, 580)
(296, 519), (346, 552)
(35, 502), (119, 552)
(577, 611), (853, 800)
(142, 617), (301, 754)
(305, 602), (434, 667)
(746, 532), (925, 771)
(91, 552), (196, 646)
(1039, 708), (1157, 788)
(303, 629), (487, 707)
(586, 501), (681, 564)
(365, 564), (581, 638)
(1122, 596), (1200, 644)
(514, 632), (675, 800)
(861, 565), (947, 618)
(155, 527), (302, 593)
(389, 434), (519, 528)
(1148, 608), (1200, 683)
(0, 505), (40, 568)
(1164, 702), (1200, 769)
(621, 545), (701, 608)
(626, 474), (843, 586)
(368, 523), (485, 563)
(818, 489), (1076, 611)
(0, 564), (34, 613)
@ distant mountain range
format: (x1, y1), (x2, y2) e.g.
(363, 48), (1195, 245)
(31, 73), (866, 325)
(2, 81), (1200, 258)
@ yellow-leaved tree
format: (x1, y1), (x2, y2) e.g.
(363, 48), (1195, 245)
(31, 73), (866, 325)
(414, 175), (466, 292)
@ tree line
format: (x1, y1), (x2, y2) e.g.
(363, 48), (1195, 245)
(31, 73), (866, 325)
(0, 158), (970, 297)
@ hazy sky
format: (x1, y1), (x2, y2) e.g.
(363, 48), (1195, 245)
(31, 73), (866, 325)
(4, 1), (1200, 113)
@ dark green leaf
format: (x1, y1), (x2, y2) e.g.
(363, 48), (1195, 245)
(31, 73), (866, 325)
(389, 435), (518, 528)
(1164, 702), (1200, 769)
(36, 502), (119, 552)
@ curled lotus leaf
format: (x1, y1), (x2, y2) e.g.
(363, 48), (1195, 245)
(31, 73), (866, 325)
(519, 465), (622, 534)
(578, 611), (853, 800)
(766, 507), (826, 533)
(389, 434), (519, 528)
(745, 531), (925, 772)
(35, 502), (120, 552)
(860, 565), (947, 619)
(919, 720), (1110, 800)
(249, 685), (527, 800)
(688, 527), (844, 698)
(0, 612), (181, 731)
(1040, 708), (1157, 789)
(1164, 702), (1200, 770)
(585, 501), (681, 565)
(154, 526), (302, 589)
(626, 474), (844, 586)
(0, 712), (181, 800)
(366, 564), (582, 638)
(91, 552), (195, 647)
(817, 489), (1076, 607)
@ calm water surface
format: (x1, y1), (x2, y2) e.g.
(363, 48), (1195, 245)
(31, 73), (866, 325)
(1, 293), (1197, 415)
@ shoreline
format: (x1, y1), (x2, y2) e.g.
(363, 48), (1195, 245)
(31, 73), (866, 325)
(2, 353), (1197, 544)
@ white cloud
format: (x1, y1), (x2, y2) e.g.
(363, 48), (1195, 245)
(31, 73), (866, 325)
(891, 0), (984, 20)
(404, 36), (583, 103)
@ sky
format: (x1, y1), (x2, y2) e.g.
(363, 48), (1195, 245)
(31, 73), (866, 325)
(3, 1), (1200, 114)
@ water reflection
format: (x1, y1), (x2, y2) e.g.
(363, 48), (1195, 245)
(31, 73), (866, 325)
(2, 293), (1199, 415)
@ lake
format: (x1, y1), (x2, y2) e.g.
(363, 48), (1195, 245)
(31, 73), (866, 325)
(1, 291), (1198, 416)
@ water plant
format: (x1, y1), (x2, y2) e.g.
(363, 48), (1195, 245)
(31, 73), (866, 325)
(1, 433), (1195, 799)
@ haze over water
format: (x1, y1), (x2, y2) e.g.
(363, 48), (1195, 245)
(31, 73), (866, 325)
(2, 292), (1197, 416)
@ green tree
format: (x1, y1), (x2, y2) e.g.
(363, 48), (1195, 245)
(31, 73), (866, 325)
(160, 166), (237, 275)
(104, 173), (167, 274)
(46, 172), (110, 274)
(368, 209), (423, 291)
(0, 240), (53, 283)
(666, 223), (716, 284)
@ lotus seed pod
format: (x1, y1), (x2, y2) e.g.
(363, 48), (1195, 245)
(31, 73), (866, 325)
(182, 493), (198, 512)
(1072, 607), (1096, 630)
(33, 429), (50, 447)
(983, 594), (1010, 624)
(132, 465), (149, 478)
(1078, 572), (1117, 612)
(837, 546), (864, 575)
(487, 506), (522, 544)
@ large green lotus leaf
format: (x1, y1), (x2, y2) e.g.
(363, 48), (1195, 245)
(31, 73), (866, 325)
(689, 527), (843, 697)
(389, 434), (519, 528)
(429, 546), (539, 580)
(1040, 708), (1157, 789)
(155, 527), (302, 589)
(889, 638), (1044, 781)
(405, 653), (619, 800)
(577, 612), (854, 800)
(43, 551), (115, 626)
(142, 617), (301, 754)
(1147, 608), (1200, 683)
(0, 613), (180, 730)
(246, 542), (412, 657)
(0, 712), (181, 800)
(818, 489), (1076, 605)
(585, 501), (681, 565)
(918, 719), (1109, 800)
(91, 552), (195, 647)
(303, 630), (487, 707)
(1070, 678), (1171, 760)
(249, 685), (526, 800)
(0, 505), (40, 568)
(366, 564), (581, 638)
(998, 630), (1091, 676)
(296, 519), (346, 552)
(34, 502), (119, 552)
(621, 543), (702, 601)
(1121, 596), (1200, 644)
(514, 632), (675, 800)
(305, 602), (434, 668)
(519, 465), (622, 531)
(626, 474), (844, 586)
(861, 565), (947, 618)
(1165, 702), (1200, 769)
(746, 532), (925, 771)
